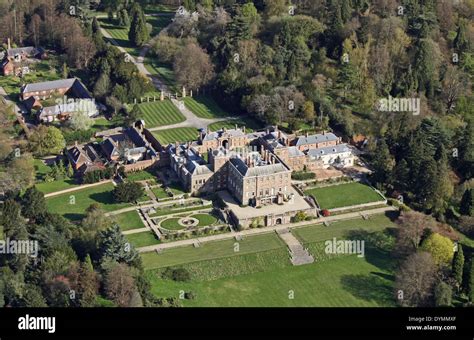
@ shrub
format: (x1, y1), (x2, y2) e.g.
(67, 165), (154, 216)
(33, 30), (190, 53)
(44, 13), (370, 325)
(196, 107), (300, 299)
(113, 182), (144, 203)
(291, 171), (316, 181)
(321, 209), (330, 217)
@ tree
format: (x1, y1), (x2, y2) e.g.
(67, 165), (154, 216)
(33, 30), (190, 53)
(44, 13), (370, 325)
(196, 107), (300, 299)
(1, 199), (23, 238)
(76, 256), (99, 307)
(93, 71), (111, 98)
(264, 0), (287, 17)
(68, 111), (94, 131)
(460, 189), (473, 216)
(29, 126), (66, 156)
(434, 282), (452, 307)
(452, 244), (465, 287)
(128, 3), (149, 47)
(420, 233), (454, 267)
(81, 205), (112, 233)
(395, 211), (438, 257)
(21, 187), (47, 220)
(303, 101), (315, 121)
(103, 261), (136, 307)
(395, 252), (437, 307)
(467, 260), (474, 302)
(97, 225), (139, 266)
(117, 9), (130, 27)
(113, 182), (144, 203)
(174, 41), (215, 91)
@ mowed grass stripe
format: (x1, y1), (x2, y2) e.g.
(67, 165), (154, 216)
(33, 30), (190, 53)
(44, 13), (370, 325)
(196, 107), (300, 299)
(152, 128), (198, 145)
(138, 100), (185, 128)
(183, 96), (229, 119)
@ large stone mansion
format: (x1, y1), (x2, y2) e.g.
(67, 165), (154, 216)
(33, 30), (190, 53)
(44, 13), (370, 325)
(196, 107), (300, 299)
(165, 125), (354, 228)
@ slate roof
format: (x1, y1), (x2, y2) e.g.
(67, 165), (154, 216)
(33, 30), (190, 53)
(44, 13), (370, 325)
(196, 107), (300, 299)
(295, 132), (338, 146)
(203, 128), (245, 141)
(21, 78), (92, 99)
(229, 157), (289, 177)
(7, 47), (44, 58)
(307, 144), (351, 157)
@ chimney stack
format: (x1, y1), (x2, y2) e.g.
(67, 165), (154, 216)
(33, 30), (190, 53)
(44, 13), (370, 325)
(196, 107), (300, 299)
(243, 126), (246, 133)
(7, 38), (11, 50)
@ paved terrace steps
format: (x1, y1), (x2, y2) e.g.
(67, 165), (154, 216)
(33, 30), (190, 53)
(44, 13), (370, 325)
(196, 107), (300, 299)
(277, 231), (314, 266)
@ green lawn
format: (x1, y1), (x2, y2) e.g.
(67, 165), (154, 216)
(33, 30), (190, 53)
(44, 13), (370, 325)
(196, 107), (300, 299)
(113, 210), (146, 231)
(34, 159), (80, 194)
(147, 251), (395, 307)
(141, 232), (285, 270)
(183, 96), (230, 119)
(151, 186), (170, 199)
(191, 214), (218, 227)
(208, 117), (263, 133)
(36, 179), (80, 195)
(160, 218), (184, 231)
(125, 169), (158, 183)
(304, 182), (385, 210)
(144, 213), (397, 307)
(98, 18), (139, 56)
(293, 213), (396, 244)
(145, 59), (177, 92)
(126, 231), (161, 248)
(152, 127), (198, 145)
(46, 182), (131, 221)
(138, 100), (185, 128)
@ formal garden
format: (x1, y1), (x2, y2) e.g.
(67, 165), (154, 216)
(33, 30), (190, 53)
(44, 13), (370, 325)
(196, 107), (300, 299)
(152, 127), (199, 145)
(142, 214), (398, 307)
(183, 96), (230, 119)
(137, 99), (185, 128)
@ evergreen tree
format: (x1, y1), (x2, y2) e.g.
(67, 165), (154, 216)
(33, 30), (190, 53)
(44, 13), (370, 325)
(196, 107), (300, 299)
(97, 225), (140, 266)
(21, 187), (47, 220)
(460, 189), (473, 216)
(452, 244), (464, 287)
(128, 4), (149, 47)
(1, 199), (22, 238)
(468, 260), (474, 302)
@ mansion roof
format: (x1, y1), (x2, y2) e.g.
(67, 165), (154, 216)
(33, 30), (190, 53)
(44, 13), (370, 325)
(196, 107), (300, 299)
(294, 132), (338, 146)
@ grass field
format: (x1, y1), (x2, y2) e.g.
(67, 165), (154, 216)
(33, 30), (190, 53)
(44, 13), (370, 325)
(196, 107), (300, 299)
(137, 100), (185, 128)
(147, 251), (395, 307)
(36, 179), (80, 195)
(192, 214), (218, 227)
(145, 59), (177, 92)
(183, 96), (230, 119)
(304, 182), (385, 210)
(160, 218), (184, 231)
(98, 19), (138, 56)
(141, 232), (285, 269)
(113, 210), (146, 231)
(45, 182), (131, 221)
(208, 117), (263, 132)
(151, 186), (170, 199)
(144, 213), (397, 307)
(126, 231), (161, 248)
(293, 213), (397, 244)
(34, 159), (80, 194)
(152, 127), (198, 145)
